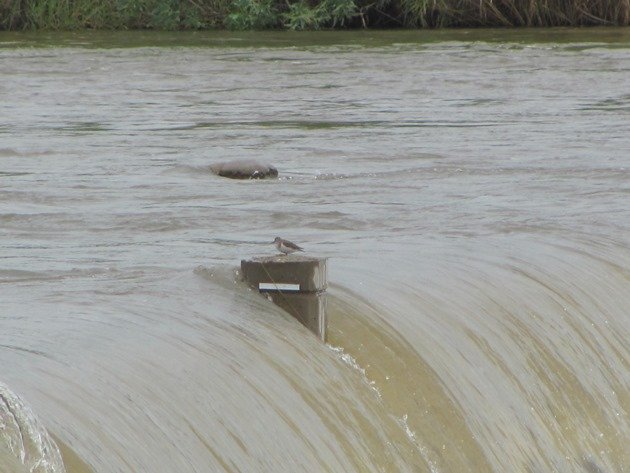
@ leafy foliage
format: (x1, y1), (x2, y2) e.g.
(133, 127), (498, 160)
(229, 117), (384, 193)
(282, 0), (323, 30)
(0, 0), (230, 29)
(0, 0), (627, 29)
(226, 0), (278, 29)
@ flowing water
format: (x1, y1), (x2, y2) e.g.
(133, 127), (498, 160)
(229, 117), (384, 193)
(0, 29), (629, 472)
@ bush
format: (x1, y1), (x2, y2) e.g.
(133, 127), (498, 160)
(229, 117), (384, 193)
(226, 0), (279, 29)
(0, 0), (627, 29)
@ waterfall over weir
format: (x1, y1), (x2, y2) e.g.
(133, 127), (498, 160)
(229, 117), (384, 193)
(1, 30), (628, 473)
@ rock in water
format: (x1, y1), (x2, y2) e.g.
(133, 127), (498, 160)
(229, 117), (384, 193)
(211, 160), (278, 179)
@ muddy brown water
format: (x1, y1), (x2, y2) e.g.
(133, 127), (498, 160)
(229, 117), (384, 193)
(1, 29), (629, 472)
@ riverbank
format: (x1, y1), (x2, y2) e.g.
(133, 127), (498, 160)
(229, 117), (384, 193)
(1, 27), (629, 50)
(1, 0), (628, 31)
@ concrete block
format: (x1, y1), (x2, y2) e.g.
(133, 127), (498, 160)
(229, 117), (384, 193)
(240, 255), (328, 340)
(268, 292), (327, 340)
(240, 255), (327, 293)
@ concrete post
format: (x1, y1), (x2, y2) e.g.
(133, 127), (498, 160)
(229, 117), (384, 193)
(240, 255), (327, 340)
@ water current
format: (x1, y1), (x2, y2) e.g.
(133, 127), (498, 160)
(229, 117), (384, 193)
(1, 29), (629, 472)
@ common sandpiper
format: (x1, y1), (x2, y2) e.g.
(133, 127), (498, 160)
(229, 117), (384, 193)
(273, 237), (304, 255)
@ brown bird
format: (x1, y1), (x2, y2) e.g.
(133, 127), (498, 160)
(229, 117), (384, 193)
(273, 237), (304, 255)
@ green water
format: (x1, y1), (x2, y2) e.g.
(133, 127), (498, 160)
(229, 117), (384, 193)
(1, 27), (629, 49)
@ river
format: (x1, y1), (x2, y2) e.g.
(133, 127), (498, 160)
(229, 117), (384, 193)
(1, 29), (629, 472)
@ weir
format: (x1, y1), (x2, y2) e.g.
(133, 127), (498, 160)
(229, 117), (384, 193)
(240, 255), (327, 340)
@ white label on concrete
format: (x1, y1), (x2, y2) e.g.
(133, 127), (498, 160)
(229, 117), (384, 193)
(259, 283), (300, 292)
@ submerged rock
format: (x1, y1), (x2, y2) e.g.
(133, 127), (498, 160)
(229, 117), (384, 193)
(211, 160), (278, 179)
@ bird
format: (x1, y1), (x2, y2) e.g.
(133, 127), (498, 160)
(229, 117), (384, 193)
(273, 237), (304, 255)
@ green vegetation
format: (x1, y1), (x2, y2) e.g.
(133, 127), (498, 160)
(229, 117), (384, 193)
(0, 0), (231, 29)
(1, 0), (628, 30)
